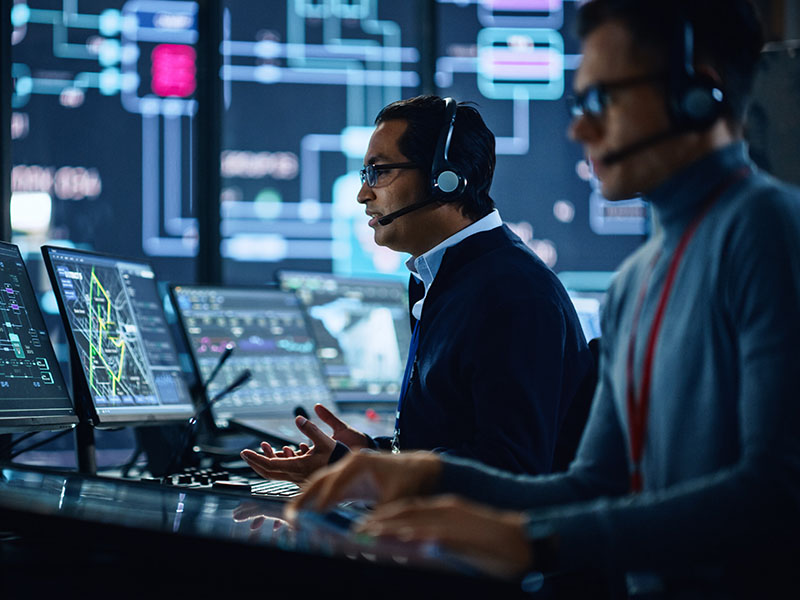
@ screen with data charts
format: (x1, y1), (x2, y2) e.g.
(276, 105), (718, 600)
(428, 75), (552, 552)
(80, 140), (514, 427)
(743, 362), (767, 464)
(41, 245), (195, 427)
(169, 284), (334, 425)
(0, 242), (77, 433)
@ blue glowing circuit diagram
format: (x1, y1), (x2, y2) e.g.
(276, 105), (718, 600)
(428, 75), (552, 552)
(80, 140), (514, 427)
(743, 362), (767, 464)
(10, 0), (646, 280)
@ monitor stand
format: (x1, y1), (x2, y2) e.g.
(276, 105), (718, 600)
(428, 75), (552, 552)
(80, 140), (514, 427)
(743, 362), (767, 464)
(75, 421), (97, 475)
(0, 434), (11, 461)
(71, 348), (97, 475)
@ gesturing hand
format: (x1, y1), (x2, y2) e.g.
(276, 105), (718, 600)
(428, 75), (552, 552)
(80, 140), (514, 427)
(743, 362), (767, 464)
(240, 404), (370, 483)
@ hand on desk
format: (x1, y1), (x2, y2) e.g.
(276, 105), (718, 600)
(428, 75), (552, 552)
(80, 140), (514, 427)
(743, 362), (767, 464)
(240, 404), (370, 483)
(286, 451), (443, 517)
(355, 495), (532, 580)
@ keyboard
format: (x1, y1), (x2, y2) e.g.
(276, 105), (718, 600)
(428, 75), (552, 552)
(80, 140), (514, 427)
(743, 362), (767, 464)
(140, 467), (301, 501)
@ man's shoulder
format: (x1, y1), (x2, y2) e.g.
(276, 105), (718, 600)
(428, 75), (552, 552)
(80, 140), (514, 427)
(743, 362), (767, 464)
(437, 225), (570, 306)
(445, 225), (549, 273)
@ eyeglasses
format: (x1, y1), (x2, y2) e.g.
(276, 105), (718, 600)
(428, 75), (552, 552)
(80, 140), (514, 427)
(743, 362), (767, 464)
(359, 162), (418, 187)
(567, 73), (665, 120)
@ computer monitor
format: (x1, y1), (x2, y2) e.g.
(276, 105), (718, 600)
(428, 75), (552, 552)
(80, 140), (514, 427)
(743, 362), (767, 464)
(567, 290), (605, 343)
(41, 246), (194, 428)
(169, 285), (336, 443)
(0, 242), (77, 434)
(276, 271), (410, 405)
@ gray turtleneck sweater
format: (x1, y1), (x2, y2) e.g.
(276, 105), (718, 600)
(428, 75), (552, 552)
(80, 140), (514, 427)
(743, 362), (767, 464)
(435, 142), (800, 591)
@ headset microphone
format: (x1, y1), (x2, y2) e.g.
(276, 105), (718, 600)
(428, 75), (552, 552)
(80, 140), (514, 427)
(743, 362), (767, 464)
(600, 128), (683, 166)
(377, 197), (438, 226)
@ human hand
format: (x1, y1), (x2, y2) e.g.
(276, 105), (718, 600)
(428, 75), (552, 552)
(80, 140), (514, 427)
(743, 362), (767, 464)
(231, 501), (290, 532)
(356, 495), (532, 580)
(313, 403), (370, 451)
(241, 414), (338, 483)
(286, 451), (443, 518)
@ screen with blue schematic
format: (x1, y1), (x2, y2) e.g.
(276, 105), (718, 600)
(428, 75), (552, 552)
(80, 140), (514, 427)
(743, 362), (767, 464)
(433, 0), (647, 273)
(11, 0), (199, 284)
(42, 246), (195, 427)
(11, 0), (645, 292)
(0, 242), (77, 433)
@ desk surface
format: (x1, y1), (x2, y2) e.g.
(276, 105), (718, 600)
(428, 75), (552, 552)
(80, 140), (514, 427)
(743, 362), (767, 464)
(0, 462), (531, 596)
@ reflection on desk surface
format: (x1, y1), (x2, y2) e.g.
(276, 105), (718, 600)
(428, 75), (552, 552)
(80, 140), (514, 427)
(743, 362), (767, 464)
(0, 463), (453, 574)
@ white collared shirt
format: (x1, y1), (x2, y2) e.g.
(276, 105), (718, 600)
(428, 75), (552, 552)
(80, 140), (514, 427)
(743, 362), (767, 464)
(406, 209), (503, 320)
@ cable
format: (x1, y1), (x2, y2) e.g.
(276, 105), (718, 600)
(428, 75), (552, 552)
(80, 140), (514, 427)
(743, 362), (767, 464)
(0, 431), (40, 456)
(8, 429), (72, 460)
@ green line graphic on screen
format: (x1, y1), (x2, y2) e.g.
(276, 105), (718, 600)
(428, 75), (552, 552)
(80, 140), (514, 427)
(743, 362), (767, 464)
(87, 266), (128, 394)
(56, 262), (156, 406)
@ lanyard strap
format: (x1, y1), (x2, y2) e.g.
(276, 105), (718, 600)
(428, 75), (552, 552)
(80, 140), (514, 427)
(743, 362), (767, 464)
(625, 167), (750, 492)
(392, 320), (420, 453)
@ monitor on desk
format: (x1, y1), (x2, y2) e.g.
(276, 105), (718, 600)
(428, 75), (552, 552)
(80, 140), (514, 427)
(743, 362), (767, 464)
(41, 246), (195, 428)
(276, 271), (410, 406)
(169, 285), (338, 443)
(0, 242), (77, 434)
(567, 290), (604, 343)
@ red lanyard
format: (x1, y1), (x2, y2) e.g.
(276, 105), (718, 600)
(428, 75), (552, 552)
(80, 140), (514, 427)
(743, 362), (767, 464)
(625, 167), (749, 493)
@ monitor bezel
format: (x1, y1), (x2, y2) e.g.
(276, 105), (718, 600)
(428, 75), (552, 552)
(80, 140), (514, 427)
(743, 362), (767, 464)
(40, 245), (195, 429)
(0, 241), (78, 434)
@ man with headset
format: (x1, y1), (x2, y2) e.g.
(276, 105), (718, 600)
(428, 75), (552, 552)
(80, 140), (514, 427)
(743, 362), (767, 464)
(241, 95), (594, 479)
(284, 1), (800, 595)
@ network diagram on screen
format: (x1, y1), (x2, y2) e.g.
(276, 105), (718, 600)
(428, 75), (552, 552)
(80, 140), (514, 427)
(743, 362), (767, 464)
(11, 0), (645, 280)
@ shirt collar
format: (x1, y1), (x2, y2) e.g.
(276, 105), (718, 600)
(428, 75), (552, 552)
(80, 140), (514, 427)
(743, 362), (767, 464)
(406, 209), (503, 290)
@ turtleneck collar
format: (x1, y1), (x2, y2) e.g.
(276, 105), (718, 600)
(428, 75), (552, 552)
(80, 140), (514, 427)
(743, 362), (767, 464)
(643, 142), (752, 236)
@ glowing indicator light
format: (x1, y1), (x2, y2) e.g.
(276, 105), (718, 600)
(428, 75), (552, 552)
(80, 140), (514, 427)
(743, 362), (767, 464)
(151, 44), (196, 98)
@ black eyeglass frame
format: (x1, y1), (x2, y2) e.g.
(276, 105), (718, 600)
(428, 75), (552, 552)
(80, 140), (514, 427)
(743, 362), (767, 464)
(359, 162), (419, 187)
(567, 72), (666, 120)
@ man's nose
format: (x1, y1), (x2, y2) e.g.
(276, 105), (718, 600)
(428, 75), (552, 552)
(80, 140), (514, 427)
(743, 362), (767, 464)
(357, 180), (374, 204)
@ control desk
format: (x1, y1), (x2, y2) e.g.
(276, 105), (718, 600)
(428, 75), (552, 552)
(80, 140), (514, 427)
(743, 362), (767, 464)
(0, 463), (532, 597)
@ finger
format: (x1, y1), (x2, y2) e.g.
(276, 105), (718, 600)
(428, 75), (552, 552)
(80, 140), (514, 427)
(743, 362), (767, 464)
(260, 442), (276, 458)
(282, 446), (296, 457)
(295, 415), (335, 450)
(314, 403), (348, 433)
(298, 443), (311, 455)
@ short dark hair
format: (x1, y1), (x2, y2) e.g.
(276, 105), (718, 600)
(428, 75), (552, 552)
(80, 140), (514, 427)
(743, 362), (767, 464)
(375, 95), (496, 221)
(576, 0), (765, 124)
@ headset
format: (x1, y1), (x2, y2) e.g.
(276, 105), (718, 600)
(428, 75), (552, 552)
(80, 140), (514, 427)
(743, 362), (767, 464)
(376, 98), (468, 226)
(667, 16), (725, 132)
(601, 15), (726, 166)
(430, 97), (467, 199)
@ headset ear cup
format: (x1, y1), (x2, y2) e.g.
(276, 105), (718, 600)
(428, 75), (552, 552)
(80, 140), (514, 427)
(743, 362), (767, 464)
(684, 77), (723, 128)
(436, 170), (461, 194)
(430, 97), (466, 201)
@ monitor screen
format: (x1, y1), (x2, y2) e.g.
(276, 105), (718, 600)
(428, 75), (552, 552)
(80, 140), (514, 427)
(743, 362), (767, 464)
(41, 246), (194, 427)
(567, 290), (605, 343)
(277, 271), (410, 404)
(169, 285), (334, 426)
(0, 242), (77, 434)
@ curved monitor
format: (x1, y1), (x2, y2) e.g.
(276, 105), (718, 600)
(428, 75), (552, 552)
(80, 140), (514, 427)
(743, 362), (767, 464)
(41, 246), (194, 428)
(0, 242), (77, 433)
(276, 270), (410, 405)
